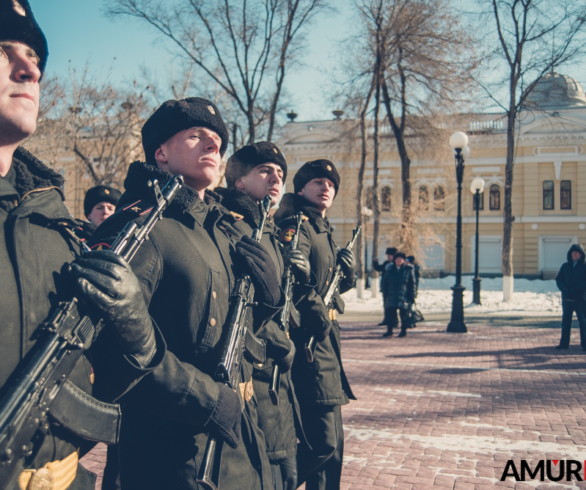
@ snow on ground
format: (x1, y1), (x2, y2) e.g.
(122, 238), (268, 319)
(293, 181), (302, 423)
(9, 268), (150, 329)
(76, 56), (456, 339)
(342, 276), (562, 316)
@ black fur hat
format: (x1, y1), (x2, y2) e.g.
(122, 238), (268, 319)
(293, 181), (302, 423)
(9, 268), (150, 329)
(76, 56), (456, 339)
(84, 185), (122, 217)
(141, 97), (229, 165)
(225, 141), (287, 188)
(0, 0), (48, 74)
(393, 251), (406, 260)
(293, 159), (340, 195)
(386, 247), (397, 256)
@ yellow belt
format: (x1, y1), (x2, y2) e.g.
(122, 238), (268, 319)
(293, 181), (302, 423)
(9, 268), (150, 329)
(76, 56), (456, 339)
(18, 450), (78, 490)
(329, 309), (337, 321)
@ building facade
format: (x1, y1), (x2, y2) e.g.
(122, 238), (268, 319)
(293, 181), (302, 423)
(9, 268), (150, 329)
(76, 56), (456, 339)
(276, 72), (586, 278)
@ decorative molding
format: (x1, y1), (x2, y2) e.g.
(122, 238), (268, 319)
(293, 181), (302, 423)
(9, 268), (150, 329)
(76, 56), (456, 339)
(532, 146), (583, 156)
(472, 166), (501, 173)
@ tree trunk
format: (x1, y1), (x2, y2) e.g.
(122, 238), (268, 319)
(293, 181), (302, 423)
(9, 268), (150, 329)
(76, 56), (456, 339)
(371, 59), (382, 299)
(502, 101), (516, 302)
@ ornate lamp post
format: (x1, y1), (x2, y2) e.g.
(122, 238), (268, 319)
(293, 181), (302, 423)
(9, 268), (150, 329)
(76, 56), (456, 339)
(447, 132), (470, 333)
(470, 177), (485, 305)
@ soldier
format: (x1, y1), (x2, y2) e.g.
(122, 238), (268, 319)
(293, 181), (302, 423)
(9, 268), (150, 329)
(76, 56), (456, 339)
(216, 142), (311, 490)
(0, 1), (163, 489)
(84, 184), (122, 228)
(274, 160), (357, 490)
(91, 98), (282, 489)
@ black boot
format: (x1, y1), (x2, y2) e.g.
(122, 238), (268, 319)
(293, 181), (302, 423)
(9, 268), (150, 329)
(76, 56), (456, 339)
(382, 328), (393, 337)
(397, 329), (407, 338)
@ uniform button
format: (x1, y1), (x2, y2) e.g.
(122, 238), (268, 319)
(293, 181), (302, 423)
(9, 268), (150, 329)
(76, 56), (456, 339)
(325, 280), (329, 286)
(210, 318), (216, 326)
(212, 291), (217, 299)
(329, 267), (332, 272)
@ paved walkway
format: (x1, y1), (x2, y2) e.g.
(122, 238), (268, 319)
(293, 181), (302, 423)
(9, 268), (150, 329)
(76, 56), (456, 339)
(81, 320), (586, 489)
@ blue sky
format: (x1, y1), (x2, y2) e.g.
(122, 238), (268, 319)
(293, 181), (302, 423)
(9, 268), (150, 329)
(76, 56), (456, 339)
(29, 0), (352, 122)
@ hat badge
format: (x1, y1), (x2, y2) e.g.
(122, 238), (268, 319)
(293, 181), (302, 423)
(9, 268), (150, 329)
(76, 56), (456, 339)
(12, 0), (26, 16)
(273, 148), (278, 154)
(104, 189), (110, 195)
(327, 165), (332, 171)
(207, 106), (216, 115)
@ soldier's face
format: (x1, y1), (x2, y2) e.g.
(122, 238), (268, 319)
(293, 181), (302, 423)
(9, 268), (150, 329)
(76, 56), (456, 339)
(298, 177), (336, 212)
(235, 163), (284, 206)
(87, 201), (116, 227)
(0, 41), (41, 144)
(155, 127), (222, 190)
(394, 257), (404, 267)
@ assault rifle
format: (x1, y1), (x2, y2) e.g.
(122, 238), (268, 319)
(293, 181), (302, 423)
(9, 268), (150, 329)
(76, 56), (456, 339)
(197, 195), (271, 490)
(305, 226), (361, 362)
(0, 176), (184, 488)
(268, 212), (303, 406)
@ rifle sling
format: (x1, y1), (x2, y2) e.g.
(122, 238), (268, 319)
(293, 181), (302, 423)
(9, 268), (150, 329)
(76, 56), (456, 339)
(48, 380), (121, 445)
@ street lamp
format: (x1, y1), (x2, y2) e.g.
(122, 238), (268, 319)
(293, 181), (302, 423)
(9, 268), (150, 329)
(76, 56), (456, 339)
(470, 177), (485, 305)
(447, 131), (470, 333)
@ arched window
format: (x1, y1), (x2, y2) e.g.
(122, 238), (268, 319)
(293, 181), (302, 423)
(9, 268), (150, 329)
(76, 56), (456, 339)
(418, 185), (429, 211)
(489, 184), (500, 210)
(381, 186), (391, 211)
(560, 180), (571, 210)
(433, 186), (445, 211)
(365, 186), (374, 210)
(543, 180), (554, 210)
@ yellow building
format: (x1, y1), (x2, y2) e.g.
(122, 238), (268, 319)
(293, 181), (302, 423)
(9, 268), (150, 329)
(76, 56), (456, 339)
(276, 72), (586, 279)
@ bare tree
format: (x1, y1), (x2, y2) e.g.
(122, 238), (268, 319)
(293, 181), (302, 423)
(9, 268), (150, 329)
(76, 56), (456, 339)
(105, 0), (327, 144)
(476, 0), (586, 301)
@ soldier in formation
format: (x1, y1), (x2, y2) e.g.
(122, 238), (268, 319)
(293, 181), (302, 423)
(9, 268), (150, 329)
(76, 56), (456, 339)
(0, 1), (164, 489)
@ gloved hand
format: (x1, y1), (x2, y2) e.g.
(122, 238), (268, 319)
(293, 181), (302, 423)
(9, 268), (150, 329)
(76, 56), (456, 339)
(69, 250), (156, 367)
(337, 248), (355, 278)
(265, 328), (292, 362)
(312, 318), (332, 342)
(235, 236), (281, 306)
(282, 248), (311, 284)
(207, 383), (242, 449)
(277, 339), (296, 374)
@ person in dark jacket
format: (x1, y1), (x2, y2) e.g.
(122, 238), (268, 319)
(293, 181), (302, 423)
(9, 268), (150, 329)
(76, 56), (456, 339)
(217, 141), (311, 490)
(84, 184), (122, 228)
(555, 244), (586, 349)
(381, 252), (417, 338)
(406, 255), (421, 293)
(91, 98), (280, 490)
(275, 159), (357, 490)
(373, 247), (397, 325)
(0, 3), (163, 489)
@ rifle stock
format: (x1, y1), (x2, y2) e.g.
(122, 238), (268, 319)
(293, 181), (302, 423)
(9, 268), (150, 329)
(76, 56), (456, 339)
(305, 226), (361, 363)
(0, 176), (183, 488)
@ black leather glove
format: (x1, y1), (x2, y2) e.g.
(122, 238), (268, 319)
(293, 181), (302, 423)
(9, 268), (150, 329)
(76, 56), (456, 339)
(277, 339), (296, 374)
(282, 248), (311, 284)
(312, 318), (332, 342)
(265, 328), (292, 362)
(337, 248), (355, 278)
(235, 236), (281, 306)
(207, 383), (242, 449)
(69, 250), (156, 368)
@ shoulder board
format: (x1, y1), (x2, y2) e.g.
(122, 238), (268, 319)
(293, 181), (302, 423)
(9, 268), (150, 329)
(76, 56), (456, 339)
(121, 199), (154, 217)
(301, 214), (309, 222)
(229, 211), (244, 221)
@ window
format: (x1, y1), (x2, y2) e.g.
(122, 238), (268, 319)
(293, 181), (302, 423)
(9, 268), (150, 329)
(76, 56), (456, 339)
(561, 180), (571, 210)
(433, 186), (445, 211)
(489, 184), (500, 210)
(381, 186), (391, 211)
(418, 185), (429, 211)
(365, 186), (374, 210)
(543, 180), (554, 210)
(473, 191), (484, 211)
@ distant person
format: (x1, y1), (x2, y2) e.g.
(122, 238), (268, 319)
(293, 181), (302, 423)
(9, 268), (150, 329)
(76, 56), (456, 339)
(406, 255), (421, 293)
(84, 184), (122, 228)
(373, 247), (397, 326)
(381, 252), (416, 338)
(555, 244), (586, 350)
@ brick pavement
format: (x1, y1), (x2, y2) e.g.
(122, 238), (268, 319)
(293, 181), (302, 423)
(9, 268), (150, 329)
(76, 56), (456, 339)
(81, 321), (586, 489)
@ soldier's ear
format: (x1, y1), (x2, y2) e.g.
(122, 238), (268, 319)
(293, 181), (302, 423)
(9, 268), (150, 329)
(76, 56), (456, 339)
(154, 146), (168, 164)
(234, 177), (246, 191)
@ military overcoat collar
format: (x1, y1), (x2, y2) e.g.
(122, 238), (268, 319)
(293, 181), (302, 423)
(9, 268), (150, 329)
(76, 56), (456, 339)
(274, 193), (330, 233)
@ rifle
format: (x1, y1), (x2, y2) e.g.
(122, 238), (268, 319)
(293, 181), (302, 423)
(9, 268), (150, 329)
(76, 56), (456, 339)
(305, 226), (361, 362)
(268, 212), (303, 406)
(0, 176), (183, 488)
(197, 195), (271, 490)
